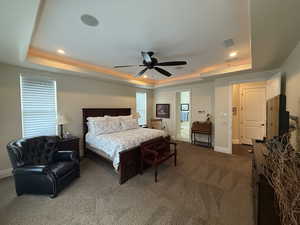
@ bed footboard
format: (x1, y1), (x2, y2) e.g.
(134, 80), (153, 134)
(119, 147), (141, 184)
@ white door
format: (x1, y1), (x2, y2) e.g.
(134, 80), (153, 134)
(240, 87), (266, 145)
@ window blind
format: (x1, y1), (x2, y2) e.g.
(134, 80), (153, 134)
(136, 92), (147, 125)
(20, 76), (58, 138)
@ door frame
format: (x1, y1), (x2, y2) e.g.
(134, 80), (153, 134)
(228, 77), (272, 153)
(175, 89), (192, 142)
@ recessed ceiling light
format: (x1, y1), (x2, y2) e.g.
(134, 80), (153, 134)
(143, 75), (148, 78)
(81, 14), (99, 27)
(57, 49), (65, 54)
(229, 51), (238, 58)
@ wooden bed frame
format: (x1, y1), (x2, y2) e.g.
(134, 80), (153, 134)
(82, 108), (141, 184)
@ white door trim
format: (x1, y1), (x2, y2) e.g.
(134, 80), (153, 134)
(228, 76), (274, 151)
(175, 89), (192, 142)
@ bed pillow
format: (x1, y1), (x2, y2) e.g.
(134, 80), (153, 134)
(120, 118), (139, 130)
(87, 116), (106, 122)
(87, 121), (96, 134)
(104, 115), (133, 120)
(119, 115), (134, 120)
(87, 117), (106, 134)
(94, 118), (122, 135)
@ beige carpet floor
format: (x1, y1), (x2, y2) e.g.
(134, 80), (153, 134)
(0, 142), (253, 225)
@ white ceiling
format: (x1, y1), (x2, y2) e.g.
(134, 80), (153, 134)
(0, 0), (40, 65)
(250, 0), (300, 70)
(31, 0), (251, 80)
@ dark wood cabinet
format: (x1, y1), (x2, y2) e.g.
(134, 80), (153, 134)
(57, 137), (80, 161)
(253, 141), (281, 225)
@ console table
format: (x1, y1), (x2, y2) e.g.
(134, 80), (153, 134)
(191, 121), (212, 147)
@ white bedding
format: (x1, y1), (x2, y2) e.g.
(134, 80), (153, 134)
(86, 128), (166, 170)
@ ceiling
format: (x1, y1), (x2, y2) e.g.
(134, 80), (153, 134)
(0, 0), (39, 65)
(0, 0), (299, 88)
(31, 0), (251, 80)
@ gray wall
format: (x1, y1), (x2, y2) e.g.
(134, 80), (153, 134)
(0, 63), (153, 172)
(153, 81), (215, 140)
(281, 42), (300, 149)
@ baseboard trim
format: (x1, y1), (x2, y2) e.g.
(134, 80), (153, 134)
(0, 168), (12, 179)
(214, 146), (230, 154)
(232, 139), (240, 144)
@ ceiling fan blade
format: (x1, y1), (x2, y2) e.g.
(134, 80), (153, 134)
(156, 61), (187, 66)
(114, 65), (143, 68)
(135, 67), (148, 77)
(154, 67), (172, 77)
(141, 51), (152, 64)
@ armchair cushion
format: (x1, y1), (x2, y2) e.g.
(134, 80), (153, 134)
(48, 161), (77, 178)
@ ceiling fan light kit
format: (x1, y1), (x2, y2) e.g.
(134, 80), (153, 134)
(114, 51), (187, 78)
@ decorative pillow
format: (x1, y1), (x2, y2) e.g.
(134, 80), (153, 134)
(120, 118), (139, 130)
(94, 118), (121, 135)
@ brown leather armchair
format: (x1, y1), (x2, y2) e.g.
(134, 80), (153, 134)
(140, 136), (177, 182)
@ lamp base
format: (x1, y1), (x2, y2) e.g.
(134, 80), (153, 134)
(60, 124), (64, 139)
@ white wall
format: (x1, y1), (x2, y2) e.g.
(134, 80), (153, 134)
(281, 41), (300, 149)
(0, 63), (153, 175)
(153, 81), (215, 140)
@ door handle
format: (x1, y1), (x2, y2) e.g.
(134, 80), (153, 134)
(261, 124), (265, 126)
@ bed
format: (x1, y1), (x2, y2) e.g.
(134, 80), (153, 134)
(82, 108), (166, 184)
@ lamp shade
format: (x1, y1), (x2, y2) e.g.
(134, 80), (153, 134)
(57, 114), (68, 125)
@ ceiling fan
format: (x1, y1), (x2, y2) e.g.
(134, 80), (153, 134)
(114, 51), (187, 77)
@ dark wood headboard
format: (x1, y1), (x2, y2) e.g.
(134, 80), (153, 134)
(82, 108), (131, 152)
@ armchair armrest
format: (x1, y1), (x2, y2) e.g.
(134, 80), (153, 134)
(54, 151), (78, 162)
(14, 165), (48, 175)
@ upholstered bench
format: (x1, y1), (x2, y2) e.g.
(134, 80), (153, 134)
(140, 136), (177, 182)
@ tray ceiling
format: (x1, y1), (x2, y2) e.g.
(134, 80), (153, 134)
(31, 0), (251, 80)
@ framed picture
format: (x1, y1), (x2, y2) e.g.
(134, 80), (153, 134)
(181, 104), (189, 111)
(156, 104), (170, 118)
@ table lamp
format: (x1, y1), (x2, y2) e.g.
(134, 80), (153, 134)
(57, 114), (69, 138)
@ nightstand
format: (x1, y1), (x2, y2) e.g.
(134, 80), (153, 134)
(57, 137), (80, 161)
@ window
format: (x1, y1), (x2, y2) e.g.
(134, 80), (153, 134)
(136, 92), (147, 126)
(20, 76), (57, 138)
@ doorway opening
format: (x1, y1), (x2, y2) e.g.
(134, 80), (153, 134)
(231, 81), (267, 157)
(176, 91), (190, 142)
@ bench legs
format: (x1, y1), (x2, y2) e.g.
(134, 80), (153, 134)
(154, 164), (158, 183)
(140, 157), (144, 175)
